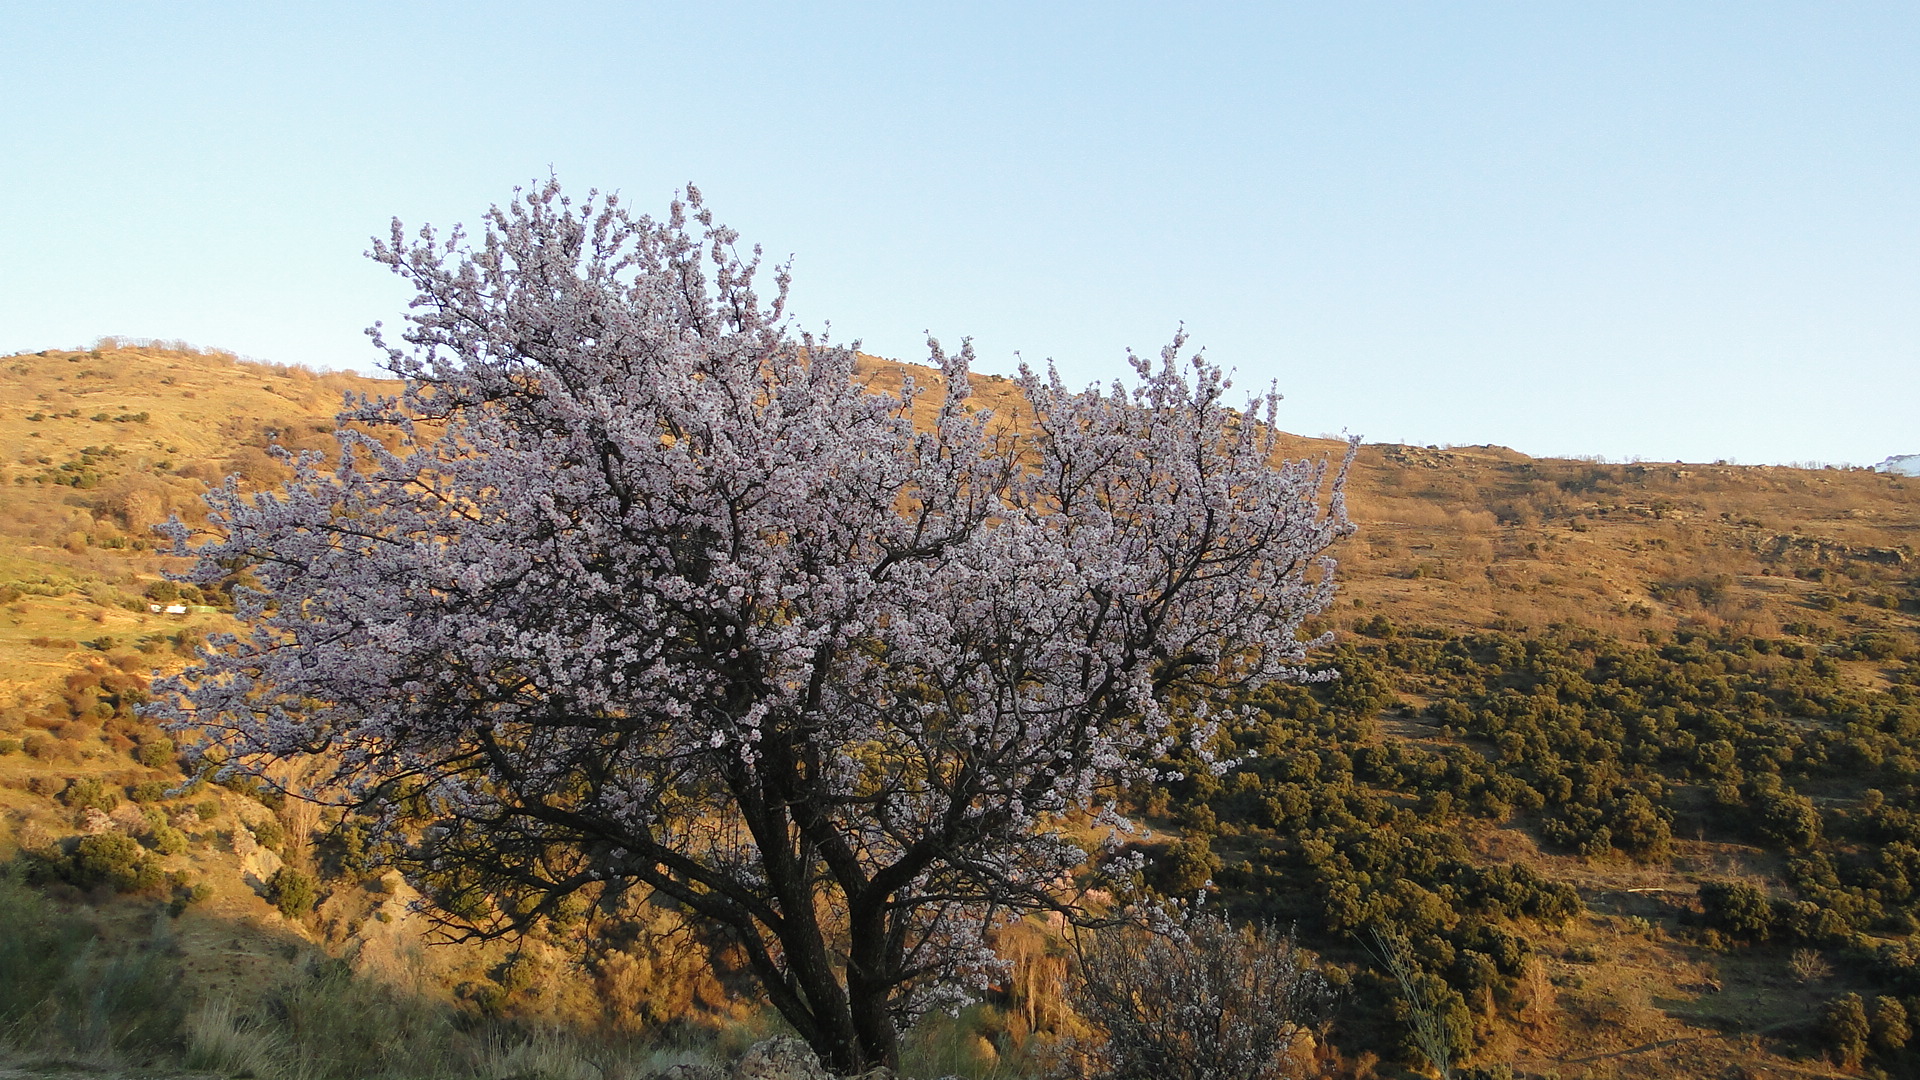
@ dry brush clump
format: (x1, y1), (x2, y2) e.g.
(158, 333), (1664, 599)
(1058, 913), (1332, 1080)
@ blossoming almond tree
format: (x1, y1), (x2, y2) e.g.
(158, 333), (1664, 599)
(155, 182), (1352, 1074)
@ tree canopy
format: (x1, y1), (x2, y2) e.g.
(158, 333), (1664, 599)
(156, 181), (1353, 1073)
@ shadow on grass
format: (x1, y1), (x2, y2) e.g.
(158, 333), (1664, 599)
(0, 871), (745, 1080)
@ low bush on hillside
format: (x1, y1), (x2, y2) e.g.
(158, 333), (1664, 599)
(134, 735), (175, 769)
(57, 776), (119, 814)
(67, 832), (164, 893)
(266, 866), (318, 918)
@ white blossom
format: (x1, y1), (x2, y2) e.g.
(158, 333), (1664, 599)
(151, 180), (1351, 1074)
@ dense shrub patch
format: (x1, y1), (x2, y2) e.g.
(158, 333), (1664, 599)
(1146, 625), (1920, 1066)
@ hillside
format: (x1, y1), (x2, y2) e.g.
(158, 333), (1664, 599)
(0, 344), (385, 685)
(5, 343), (1906, 697)
(858, 350), (1917, 651)
(1, 342), (1917, 1079)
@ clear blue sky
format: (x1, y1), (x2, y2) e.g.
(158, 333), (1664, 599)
(3, 3), (1914, 465)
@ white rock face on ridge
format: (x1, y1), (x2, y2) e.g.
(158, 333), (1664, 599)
(1876, 454), (1920, 477)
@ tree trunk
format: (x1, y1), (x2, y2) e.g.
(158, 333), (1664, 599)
(847, 960), (901, 1071)
(844, 897), (903, 1071)
(759, 897), (902, 1074)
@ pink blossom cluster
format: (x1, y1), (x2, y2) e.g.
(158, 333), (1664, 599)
(152, 181), (1352, 1071)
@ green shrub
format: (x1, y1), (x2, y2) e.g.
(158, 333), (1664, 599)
(169, 878), (213, 917)
(129, 779), (173, 802)
(1700, 881), (1775, 942)
(135, 735), (176, 769)
(1608, 793), (1672, 860)
(1871, 995), (1910, 1054)
(267, 867), (318, 918)
(57, 776), (120, 814)
(147, 823), (189, 856)
(70, 832), (163, 893)
(315, 819), (374, 879)
(1823, 993), (1870, 1066)
(1356, 614), (1397, 638)
(1150, 835), (1222, 898)
(251, 816), (286, 851)
(1846, 632), (1908, 661)
(1755, 786), (1823, 850)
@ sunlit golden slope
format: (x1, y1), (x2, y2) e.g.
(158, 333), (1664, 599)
(1, 343), (1911, 709)
(856, 352), (1917, 648)
(0, 343), (1913, 1078)
(0, 344), (387, 694)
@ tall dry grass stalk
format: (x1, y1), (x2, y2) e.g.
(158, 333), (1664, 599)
(185, 996), (291, 1079)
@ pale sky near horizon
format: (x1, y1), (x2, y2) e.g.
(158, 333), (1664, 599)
(2, 3), (1914, 466)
